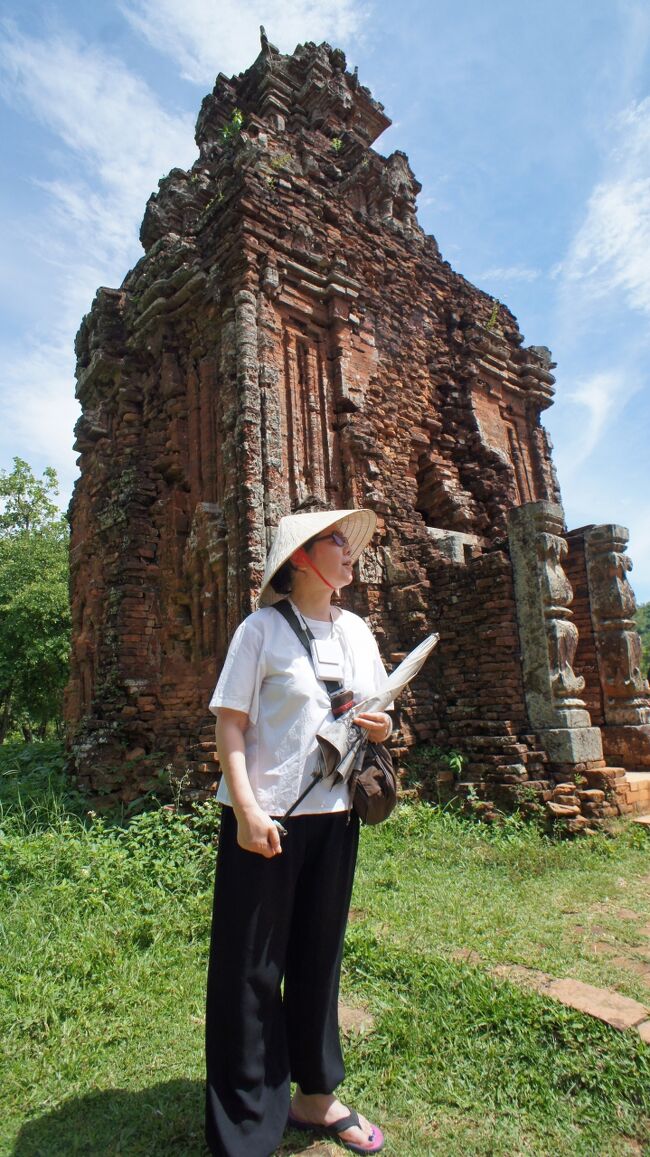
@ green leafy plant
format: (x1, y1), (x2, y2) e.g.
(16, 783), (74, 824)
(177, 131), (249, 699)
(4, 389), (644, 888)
(220, 107), (244, 145)
(402, 743), (464, 798)
(486, 298), (500, 330)
(331, 136), (344, 153)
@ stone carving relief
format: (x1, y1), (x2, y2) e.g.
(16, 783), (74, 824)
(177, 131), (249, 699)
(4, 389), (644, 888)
(508, 502), (599, 758)
(376, 151), (419, 225)
(342, 151), (422, 234)
(538, 529), (586, 709)
(585, 524), (650, 725)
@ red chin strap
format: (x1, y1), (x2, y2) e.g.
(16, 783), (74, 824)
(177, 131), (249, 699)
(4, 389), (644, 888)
(295, 549), (336, 590)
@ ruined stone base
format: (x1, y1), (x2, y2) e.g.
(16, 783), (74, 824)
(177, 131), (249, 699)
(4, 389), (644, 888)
(601, 724), (650, 768)
(614, 771), (650, 816)
(539, 726), (603, 764)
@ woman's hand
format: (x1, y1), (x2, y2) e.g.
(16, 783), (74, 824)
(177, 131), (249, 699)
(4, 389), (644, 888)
(216, 708), (282, 858)
(353, 711), (392, 743)
(235, 803), (283, 858)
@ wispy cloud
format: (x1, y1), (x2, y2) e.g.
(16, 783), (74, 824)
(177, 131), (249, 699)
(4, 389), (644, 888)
(0, 336), (81, 503)
(120, 0), (368, 86)
(0, 24), (199, 497)
(476, 265), (541, 284)
(550, 95), (650, 473)
(562, 370), (623, 467)
(560, 97), (650, 318)
(548, 90), (650, 594)
(0, 25), (196, 273)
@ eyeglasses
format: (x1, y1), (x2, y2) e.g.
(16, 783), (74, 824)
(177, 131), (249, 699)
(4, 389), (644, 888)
(310, 532), (349, 549)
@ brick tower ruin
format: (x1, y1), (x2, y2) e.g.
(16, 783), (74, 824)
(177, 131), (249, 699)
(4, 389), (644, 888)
(66, 34), (650, 826)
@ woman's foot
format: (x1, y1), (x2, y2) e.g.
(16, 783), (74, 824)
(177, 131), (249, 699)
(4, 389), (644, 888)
(289, 1091), (383, 1152)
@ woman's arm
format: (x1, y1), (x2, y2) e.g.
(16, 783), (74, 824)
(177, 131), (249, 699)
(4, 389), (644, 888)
(215, 707), (282, 858)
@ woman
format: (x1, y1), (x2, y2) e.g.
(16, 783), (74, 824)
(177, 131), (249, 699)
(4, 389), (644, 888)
(205, 504), (391, 1156)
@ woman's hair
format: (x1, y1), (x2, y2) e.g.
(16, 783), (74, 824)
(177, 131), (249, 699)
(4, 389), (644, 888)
(269, 496), (334, 595)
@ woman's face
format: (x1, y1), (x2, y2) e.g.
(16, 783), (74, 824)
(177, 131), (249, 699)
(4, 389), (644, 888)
(304, 522), (354, 589)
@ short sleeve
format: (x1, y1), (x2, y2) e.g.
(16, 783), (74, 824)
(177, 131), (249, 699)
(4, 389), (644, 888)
(209, 615), (265, 724)
(368, 628), (392, 704)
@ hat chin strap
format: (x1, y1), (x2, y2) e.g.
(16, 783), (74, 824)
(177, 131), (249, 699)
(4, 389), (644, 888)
(302, 553), (336, 591)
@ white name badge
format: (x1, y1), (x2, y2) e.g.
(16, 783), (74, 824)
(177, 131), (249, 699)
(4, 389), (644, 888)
(310, 637), (345, 681)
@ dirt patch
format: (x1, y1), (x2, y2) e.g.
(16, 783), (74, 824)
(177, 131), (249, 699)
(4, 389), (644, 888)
(279, 1141), (336, 1156)
(611, 957), (650, 985)
(338, 1001), (375, 1036)
(347, 907), (366, 923)
(451, 948), (482, 965)
(591, 940), (616, 956)
(491, 964), (551, 992)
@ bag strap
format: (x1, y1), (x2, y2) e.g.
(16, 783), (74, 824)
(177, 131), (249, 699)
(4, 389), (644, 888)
(273, 599), (344, 823)
(273, 599), (343, 699)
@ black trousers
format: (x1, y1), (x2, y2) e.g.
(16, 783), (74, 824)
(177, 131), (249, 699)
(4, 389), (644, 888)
(205, 806), (360, 1157)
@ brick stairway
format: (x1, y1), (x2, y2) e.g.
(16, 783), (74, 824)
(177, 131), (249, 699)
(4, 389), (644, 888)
(619, 771), (650, 815)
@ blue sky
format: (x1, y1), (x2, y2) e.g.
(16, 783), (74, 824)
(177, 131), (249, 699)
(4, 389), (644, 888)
(1, 0), (649, 599)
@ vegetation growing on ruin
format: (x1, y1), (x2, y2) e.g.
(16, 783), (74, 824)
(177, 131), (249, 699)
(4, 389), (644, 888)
(2, 743), (649, 1156)
(219, 107), (244, 144)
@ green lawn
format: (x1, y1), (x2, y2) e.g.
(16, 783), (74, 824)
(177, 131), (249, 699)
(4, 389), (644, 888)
(1, 744), (649, 1156)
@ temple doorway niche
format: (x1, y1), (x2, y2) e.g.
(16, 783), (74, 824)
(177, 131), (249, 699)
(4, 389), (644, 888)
(183, 502), (230, 674)
(279, 315), (343, 509)
(414, 451), (483, 564)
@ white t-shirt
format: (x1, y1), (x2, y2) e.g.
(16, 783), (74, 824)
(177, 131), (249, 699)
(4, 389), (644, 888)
(209, 604), (389, 817)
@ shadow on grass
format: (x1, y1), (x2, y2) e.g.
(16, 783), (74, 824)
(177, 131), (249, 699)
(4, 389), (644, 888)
(12, 1079), (324, 1156)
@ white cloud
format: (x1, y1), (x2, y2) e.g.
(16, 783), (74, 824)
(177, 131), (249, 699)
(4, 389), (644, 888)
(560, 97), (650, 317)
(561, 370), (622, 468)
(0, 25), (196, 267)
(476, 265), (541, 283)
(0, 334), (80, 508)
(120, 0), (367, 86)
(0, 25), (199, 489)
(549, 92), (650, 504)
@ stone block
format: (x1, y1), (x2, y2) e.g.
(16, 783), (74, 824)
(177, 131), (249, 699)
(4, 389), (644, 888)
(638, 1020), (650, 1043)
(577, 788), (605, 802)
(545, 978), (648, 1031)
(547, 801), (580, 818)
(540, 727), (603, 764)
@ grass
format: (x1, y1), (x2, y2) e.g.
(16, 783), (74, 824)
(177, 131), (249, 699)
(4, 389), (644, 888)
(1, 744), (649, 1156)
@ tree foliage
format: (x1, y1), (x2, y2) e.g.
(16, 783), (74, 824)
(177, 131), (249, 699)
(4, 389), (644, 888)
(0, 459), (70, 740)
(0, 457), (60, 535)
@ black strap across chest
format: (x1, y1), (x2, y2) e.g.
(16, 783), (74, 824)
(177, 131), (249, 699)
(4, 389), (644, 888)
(273, 599), (343, 698)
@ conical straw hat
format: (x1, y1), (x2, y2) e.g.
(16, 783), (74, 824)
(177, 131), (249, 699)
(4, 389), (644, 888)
(258, 508), (377, 606)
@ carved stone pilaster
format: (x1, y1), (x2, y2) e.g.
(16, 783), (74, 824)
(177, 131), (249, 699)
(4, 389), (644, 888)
(234, 287), (266, 609)
(584, 524), (650, 767)
(508, 502), (603, 764)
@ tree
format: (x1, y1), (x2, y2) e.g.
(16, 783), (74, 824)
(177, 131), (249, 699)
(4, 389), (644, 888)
(0, 457), (60, 535)
(0, 459), (70, 740)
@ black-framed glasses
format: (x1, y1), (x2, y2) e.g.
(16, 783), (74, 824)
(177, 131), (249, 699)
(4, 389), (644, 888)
(311, 532), (349, 549)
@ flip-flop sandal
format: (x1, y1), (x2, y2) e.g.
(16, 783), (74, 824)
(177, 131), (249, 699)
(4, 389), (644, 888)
(287, 1109), (385, 1154)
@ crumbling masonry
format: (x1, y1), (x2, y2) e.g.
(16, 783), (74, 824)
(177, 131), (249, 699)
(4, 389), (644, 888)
(66, 35), (650, 828)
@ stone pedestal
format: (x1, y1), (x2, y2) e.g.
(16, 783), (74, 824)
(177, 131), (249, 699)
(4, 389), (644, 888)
(584, 525), (650, 767)
(508, 502), (603, 765)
